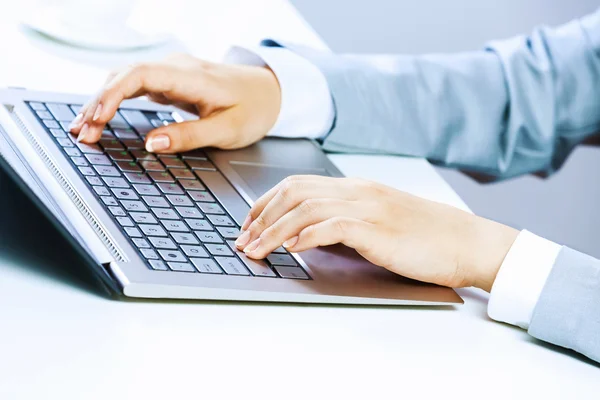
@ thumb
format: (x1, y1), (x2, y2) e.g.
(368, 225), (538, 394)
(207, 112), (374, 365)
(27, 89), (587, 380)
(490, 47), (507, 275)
(144, 113), (234, 153)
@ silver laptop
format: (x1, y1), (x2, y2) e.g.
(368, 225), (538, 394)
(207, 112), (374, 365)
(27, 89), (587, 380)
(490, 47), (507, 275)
(0, 88), (462, 305)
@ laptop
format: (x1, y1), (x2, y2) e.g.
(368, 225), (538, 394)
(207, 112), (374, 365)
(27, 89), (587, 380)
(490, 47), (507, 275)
(0, 88), (463, 305)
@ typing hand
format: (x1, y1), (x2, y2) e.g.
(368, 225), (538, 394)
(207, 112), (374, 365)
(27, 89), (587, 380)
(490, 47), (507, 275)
(235, 175), (519, 291)
(69, 53), (281, 153)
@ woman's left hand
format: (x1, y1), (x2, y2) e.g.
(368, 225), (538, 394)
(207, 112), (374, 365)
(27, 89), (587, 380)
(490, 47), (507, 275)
(234, 175), (518, 291)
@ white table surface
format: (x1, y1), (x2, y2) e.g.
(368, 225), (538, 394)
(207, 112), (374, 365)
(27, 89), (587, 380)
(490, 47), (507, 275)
(0, 1), (598, 399)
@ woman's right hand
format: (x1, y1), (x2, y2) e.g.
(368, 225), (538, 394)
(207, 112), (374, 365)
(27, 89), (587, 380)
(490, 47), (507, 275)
(69, 53), (282, 153)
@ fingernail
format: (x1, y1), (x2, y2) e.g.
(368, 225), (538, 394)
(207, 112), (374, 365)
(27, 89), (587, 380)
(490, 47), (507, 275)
(77, 123), (88, 142)
(92, 103), (103, 121)
(244, 238), (261, 254)
(235, 230), (251, 248)
(146, 135), (170, 153)
(68, 113), (83, 131)
(283, 236), (298, 248)
(241, 215), (252, 231)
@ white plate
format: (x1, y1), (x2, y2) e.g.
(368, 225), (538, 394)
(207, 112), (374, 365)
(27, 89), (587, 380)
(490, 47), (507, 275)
(21, 6), (169, 51)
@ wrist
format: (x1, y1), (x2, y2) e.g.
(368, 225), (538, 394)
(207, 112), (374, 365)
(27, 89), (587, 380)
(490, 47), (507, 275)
(464, 215), (519, 292)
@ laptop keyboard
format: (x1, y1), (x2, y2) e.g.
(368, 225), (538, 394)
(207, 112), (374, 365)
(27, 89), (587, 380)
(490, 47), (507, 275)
(27, 101), (309, 280)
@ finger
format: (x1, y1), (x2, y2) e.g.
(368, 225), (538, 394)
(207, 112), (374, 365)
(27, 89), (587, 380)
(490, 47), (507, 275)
(237, 176), (360, 249)
(70, 71), (120, 134)
(143, 111), (235, 154)
(284, 217), (377, 254)
(244, 199), (368, 259)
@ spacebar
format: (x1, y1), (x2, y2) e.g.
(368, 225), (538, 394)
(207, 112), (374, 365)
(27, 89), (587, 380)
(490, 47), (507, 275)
(194, 170), (250, 226)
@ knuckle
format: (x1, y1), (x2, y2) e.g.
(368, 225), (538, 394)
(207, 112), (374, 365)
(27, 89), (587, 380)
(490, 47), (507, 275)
(298, 199), (318, 216)
(253, 214), (268, 229)
(332, 217), (350, 237)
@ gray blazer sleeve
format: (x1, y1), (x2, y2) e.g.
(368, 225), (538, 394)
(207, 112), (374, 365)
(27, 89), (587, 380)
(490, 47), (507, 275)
(263, 9), (600, 180)
(528, 248), (600, 364)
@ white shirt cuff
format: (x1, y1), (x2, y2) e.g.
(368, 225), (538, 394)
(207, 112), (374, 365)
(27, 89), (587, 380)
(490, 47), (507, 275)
(224, 45), (334, 140)
(488, 230), (562, 329)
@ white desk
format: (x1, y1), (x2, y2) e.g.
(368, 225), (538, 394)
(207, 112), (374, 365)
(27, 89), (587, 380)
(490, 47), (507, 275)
(0, 1), (598, 399)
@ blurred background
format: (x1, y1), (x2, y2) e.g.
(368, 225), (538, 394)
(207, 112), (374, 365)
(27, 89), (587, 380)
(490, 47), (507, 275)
(290, 0), (600, 258)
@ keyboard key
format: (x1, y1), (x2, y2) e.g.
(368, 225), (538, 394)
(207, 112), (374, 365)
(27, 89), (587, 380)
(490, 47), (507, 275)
(140, 248), (159, 260)
(157, 112), (174, 121)
(85, 154), (112, 165)
(71, 157), (88, 167)
(130, 212), (158, 224)
(168, 262), (195, 272)
(188, 191), (214, 202)
(120, 109), (154, 135)
(186, 219), (212, 231)
(78, 166), (95, 176)
(171, 232), (199, 245)
(139, 224), (168, 237)
(64, 147), (82, 157)
(272, 246), (287, 254)
(108, 206), (126, 216)
(93, 186), (110, 196)
(99, 138), (124, 150)
(101, 196), (118, 206)
(148, 260), (168, 271)
(116, 161), (142, 172)
(267, 254), (297, 266)
(206, 244), (233, 257)
(59, 121), (72, 131)
(161, 219), (189, 232)
(215, 257), (250, 276)
(121, 139), (145, 149)
(76, 142), (103, 154)
(160, 157), (186, 168)
(107, 150), (133, 161)
(130, 149), (156, 161)
(111, 188), (139, 200)
(151, 208), (180, 220)
(206, 214), (234, 227)
(29, 102), (46, 111)
(86, 176), (103, 186)
(121, 200), (148, 212)
(116, 216), (135, 227)
(190, 258), (222, 274)
(140, 160), (165, 171)
(187, 159), (216, 171)
(143, 196), (169, 208)
(216, 226), (240, 239)
(177, 207), (203, 219)
(180, 245), (209, 258)
(124, 227), (142, 238)
(50, 128), (67, 138)
(158, 249), (186, 262)
(108, 111), (130, 129)
(181, 149), (207, 160)
(124, 172), (151, 184)
(133, 184), (160, 196)
(237, 253), (276, 277)
(195, 231), (223, 244)
(157, 182), (183, 194)
(179, 179), (205, 191)
(170, 168), (195, 180)
(42, 119), (60, 129)
(102, 177), (129, 188)
(94, 165), (120, 177)
(57, 138), (74, 147)
(132, 238), (151, 248)
(113, 128), (138, 139)
(148, 171), (174, 183)
(166, 194), (193, 207)
(101, 129), (115, 138)
(70, 105), (82, 115)
(47, 103), (75, 121)
(198, 203), (225, 215)
(273, 266), (309, 279)
(151, 118), (167, 128)
(36, 110), (53, 119)
(148, 237), (177, 249)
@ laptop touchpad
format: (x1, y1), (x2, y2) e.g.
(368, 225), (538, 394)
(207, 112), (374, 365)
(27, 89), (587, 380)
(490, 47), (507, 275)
(230, 161), (330, 198)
